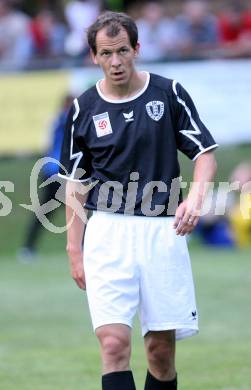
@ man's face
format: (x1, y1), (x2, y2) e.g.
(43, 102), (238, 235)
(91, 27), (139, 87)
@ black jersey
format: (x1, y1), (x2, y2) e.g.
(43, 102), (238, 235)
(59, 72), (218, 216)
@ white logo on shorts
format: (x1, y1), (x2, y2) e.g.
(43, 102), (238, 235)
(93, 112), (113, 137)
(146, 101), (164, 121)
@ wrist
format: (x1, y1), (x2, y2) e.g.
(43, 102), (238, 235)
(188, 185), (206, 203)
(187, 191), (204, 203)
(66, 245), (83, 255)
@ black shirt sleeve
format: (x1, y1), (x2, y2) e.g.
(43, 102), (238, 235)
(58, 99), (92, 182)
(172, 81), (218, 160)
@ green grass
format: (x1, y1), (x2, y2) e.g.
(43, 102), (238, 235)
(0, 248), (250, 389)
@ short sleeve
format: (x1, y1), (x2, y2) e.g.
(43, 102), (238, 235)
(58, 99), (92, 182)
(172, 80), (218, 160)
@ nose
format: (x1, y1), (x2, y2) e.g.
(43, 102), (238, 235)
(111, 52), (121, 68)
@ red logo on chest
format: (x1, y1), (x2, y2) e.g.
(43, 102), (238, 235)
(98, 120), (107, 130)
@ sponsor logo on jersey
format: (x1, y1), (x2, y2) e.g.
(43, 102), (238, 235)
(93, 112), (113, 137)
(146, 101), (164, 121)
(123, 110), (134, 122)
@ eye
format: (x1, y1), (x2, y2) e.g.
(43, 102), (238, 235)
(119, 48), (129, 54)
(101, 51), (111, 57)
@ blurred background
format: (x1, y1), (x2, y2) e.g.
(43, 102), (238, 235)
(0, 1), (251, 389)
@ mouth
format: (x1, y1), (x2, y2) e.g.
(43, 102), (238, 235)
(112, 71), (125, 80)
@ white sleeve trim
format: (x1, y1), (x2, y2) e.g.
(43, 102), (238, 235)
(192, 144), (219, 161)
(58, 173), (91, 183)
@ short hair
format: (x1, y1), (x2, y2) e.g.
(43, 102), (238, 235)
(87, 11), (138, 55)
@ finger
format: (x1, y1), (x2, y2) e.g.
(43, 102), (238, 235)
(185, 218), (199, 235)
(192, 216), (200, 227)
(184, 216), (199, 232)
(179, 227), (191, 236)
(179, 217), (199, 235)
(173, 216), (181, 229)
(73, 275), (85, 290)
(76, 278), (85, 290)
(176, 213), (190, 234)
(176, 217), (194, 235)
(177, 225), (189, 236)
(81, 274), (86, 290)
(184, 211), (198, 226)
(176, 222), (187, 235)
(82, 277), (86, 290)
(173, 210), (184, 228)
(183, 211), (193, 224)
(173, 203), (187, 229)
(174, 210), (186, 229)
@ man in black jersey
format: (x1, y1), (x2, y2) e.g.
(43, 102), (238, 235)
(59, 11), (218, 390)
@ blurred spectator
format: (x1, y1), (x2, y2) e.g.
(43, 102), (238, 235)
(218, 2), (251, 58)
(229, 162), (251, 248)
(176, 0), (219, 59)
(30, 9), (67, 60)
(0, 0), (32, 70)
(1, 0), (251, 72)
(18, 94), (74, 261)
(194, 188), (235, 248)
(64, 0), (100, 58)
(136, 1), (180, 62)
(194, 161), (251, 248)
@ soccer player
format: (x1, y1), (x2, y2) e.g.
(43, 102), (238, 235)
(58, 11), (218, 390)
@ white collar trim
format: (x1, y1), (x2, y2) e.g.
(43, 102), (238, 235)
(96, 71), (150, 104)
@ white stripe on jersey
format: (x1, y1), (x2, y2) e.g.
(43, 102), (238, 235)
(172, 80), (204, 152)
(69, 98), (84, 180)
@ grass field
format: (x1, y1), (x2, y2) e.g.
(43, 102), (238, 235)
(1, 247), (251, 390)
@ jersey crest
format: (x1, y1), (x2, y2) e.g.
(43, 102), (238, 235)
(93, 112), (113, 137)
(146, 101), (164, 121)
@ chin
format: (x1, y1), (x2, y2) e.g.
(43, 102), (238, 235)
(112, 76), (128, 86)
(113, 79), (126, 85)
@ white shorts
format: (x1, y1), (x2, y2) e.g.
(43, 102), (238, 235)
(84, 211), (198, 340)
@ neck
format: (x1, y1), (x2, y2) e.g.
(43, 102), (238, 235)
(100, 71), (147, 100)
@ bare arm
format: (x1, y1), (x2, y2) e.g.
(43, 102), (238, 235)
(174, 151), (217, 235)
(65, 180), (89, 289)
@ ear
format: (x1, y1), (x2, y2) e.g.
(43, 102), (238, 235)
(90, 49), (98, 65)
(134, 42), (140, 57)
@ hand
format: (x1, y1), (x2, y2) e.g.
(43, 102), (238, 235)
(173, 198), (201, 236)
(67, 248), (86, 290)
